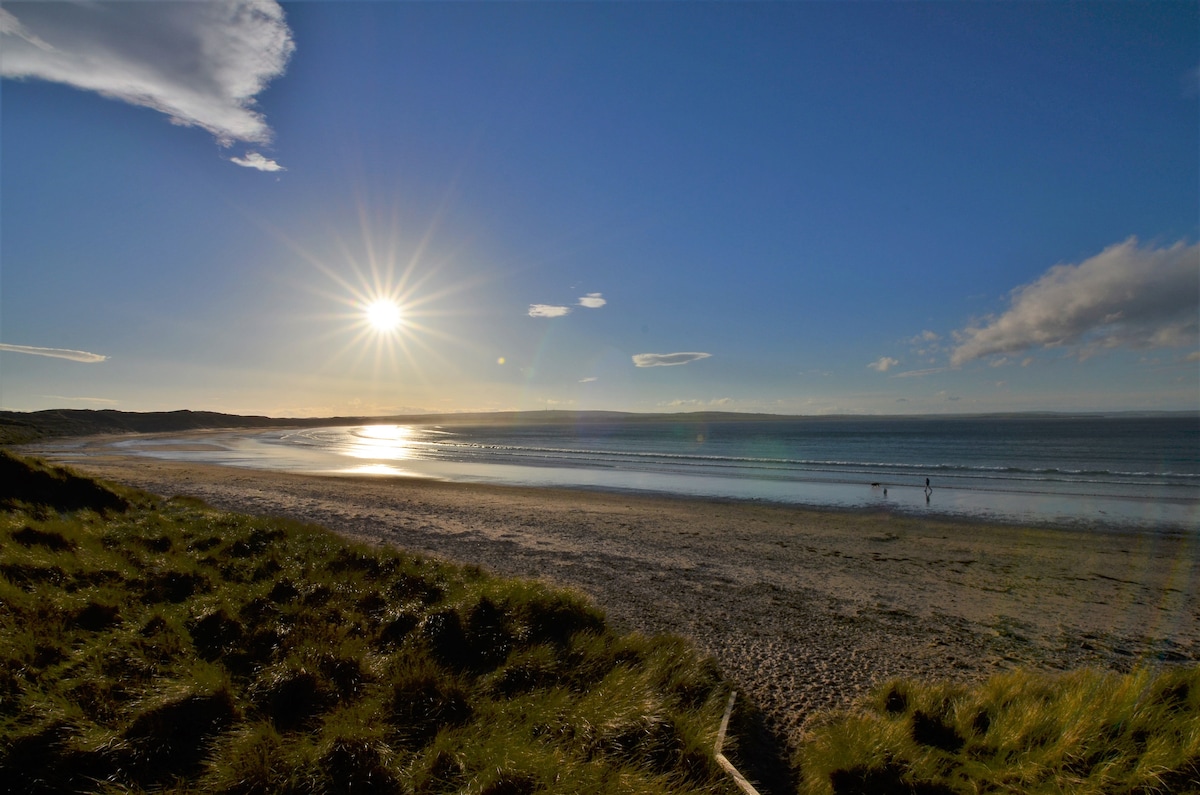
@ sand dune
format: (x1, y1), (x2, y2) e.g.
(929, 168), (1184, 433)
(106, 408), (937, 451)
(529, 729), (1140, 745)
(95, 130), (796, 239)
(27, 444), (1200, 748)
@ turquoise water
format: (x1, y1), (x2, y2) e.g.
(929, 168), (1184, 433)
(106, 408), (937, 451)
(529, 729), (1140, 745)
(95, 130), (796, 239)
(93, 415), (1199, 531)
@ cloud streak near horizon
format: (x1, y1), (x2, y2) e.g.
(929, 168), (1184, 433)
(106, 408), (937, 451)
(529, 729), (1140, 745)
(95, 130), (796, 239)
(528, 304), (571, 318)
(0, 343), (108, 363)
(951, 238), (1199, 366)
(42, 395), (119, 405)
(633, 352), (711, 367)
(0, 1), (294, 167)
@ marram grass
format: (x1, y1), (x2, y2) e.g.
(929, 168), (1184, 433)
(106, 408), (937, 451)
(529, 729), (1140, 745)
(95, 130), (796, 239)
(0, 452), (735, 794)
(4, 451), (1198, 795)
(797, 666), (1200, 794)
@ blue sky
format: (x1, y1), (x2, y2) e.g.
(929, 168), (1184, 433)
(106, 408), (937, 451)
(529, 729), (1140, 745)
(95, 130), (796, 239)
(1, 1), (1197, 417)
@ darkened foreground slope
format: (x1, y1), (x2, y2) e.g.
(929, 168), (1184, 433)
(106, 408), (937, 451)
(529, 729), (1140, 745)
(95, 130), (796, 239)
(0, 450), (133, 513)
(0, 453), (743, 794)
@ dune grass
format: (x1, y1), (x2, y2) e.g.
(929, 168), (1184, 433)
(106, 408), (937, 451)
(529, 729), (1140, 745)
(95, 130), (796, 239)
(4, 450), (1198, 795)
(0, 452), (736, 794)
(797, 666), (1200, 794)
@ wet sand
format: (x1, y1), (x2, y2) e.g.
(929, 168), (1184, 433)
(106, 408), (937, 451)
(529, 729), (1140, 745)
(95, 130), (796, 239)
(24, 445), (1200, 749)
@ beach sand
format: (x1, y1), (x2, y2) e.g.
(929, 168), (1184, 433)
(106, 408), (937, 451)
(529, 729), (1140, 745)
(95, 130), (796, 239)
(25, 445), (1200, 749)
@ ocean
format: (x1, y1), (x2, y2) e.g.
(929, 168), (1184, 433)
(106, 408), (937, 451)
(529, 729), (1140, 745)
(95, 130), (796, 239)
(93, 414), (1200, 532)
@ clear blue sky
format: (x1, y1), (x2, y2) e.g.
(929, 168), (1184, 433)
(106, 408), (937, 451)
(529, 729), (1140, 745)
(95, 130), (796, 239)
(2, 1), (1197, 416)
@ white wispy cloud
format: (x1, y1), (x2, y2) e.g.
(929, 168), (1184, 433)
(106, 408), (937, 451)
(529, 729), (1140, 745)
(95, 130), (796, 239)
(0, 343), (108, 363)
(578, 293), (606, 308)
(867, 356), (899, 372)
(42, 395), (119, 405)
(0, 1), (293, 161)
(230, 151), (284, 172)
(579, 377), (598, 383)
(528, 304), (571, 318)
(632, 352), (711, 367)
(951, 238), (1200, 366)
(891, 367), (949, 378)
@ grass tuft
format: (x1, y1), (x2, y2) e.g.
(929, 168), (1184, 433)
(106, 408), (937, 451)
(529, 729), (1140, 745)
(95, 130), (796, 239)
(798, 666), (1200, 794)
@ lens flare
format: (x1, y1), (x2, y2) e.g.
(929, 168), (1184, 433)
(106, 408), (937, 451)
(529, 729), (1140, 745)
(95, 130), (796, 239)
(365, 299), (402, 332)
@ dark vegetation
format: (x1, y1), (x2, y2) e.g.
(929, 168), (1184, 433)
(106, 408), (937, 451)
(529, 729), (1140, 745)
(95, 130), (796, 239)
(0, 450), (134, 514)
(0, 452), (738, 794)
(798, 668), (1200, 794)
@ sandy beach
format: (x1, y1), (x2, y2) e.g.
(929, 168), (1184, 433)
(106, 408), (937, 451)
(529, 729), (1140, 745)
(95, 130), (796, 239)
(25, 445), (1200, 749)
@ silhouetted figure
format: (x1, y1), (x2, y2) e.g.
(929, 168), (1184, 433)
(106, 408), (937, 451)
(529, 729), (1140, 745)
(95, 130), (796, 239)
(924, 477), (932, 502)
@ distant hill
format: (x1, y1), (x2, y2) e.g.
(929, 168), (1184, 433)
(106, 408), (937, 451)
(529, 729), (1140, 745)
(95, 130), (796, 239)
(3, 406), (1192, 446)
(0, 407), (797, 445)
(0, 409), (290, 444)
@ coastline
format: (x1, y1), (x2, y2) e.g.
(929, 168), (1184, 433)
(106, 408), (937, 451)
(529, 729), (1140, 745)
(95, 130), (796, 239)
(32, 424), (1200, 533)
(21, 445), (1200, 749)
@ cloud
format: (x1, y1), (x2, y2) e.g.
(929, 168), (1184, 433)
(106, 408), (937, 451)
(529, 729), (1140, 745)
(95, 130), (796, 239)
(633, 352), (711, 367)
(578, 293), (606, 308)
(528, 304), (571, 318)
(1186, 351), (1200, 363)
(0, 343), (108, 363)
(230, 151), (284, 171)
(951, 238), (1200, 366)
(579, 377), (598, 383)
(42, 395), (119, 405)
(0, 1), (293, 150)
(891, 367), (949, 378)
(911, 330), (940, 344)
(868, 356), (899, 372)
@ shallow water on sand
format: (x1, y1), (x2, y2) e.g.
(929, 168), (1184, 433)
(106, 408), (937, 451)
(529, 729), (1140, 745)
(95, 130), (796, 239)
(45, 415), (1199, 532)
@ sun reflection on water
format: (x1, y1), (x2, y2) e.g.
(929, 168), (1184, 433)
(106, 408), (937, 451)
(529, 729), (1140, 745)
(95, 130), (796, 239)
(341, 463), (412, 476)
(345, 424), (420, 461)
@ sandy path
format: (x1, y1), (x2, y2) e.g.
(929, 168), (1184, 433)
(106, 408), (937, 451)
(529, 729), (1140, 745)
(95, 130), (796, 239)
(24, 447), (1200, 749)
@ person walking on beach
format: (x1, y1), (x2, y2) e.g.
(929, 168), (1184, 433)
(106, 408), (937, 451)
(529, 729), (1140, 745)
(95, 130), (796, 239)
(925, 478), (932, 502)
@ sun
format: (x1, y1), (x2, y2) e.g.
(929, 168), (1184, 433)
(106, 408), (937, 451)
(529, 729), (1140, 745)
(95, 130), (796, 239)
(365, 299), (403, 332)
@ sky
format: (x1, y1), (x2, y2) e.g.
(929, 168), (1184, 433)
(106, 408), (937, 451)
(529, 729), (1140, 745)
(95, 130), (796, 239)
(1, 1), (1197, 417)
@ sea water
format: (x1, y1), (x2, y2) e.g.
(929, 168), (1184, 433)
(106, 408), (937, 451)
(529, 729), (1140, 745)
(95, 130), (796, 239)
(99, 415), (1198, 531)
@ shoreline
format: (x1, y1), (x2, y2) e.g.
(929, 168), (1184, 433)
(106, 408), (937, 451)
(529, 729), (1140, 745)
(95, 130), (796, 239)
(29, 429), (1200, 534)
(17, 446), (1200, 749)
